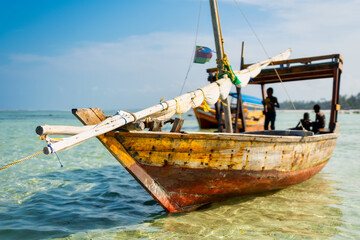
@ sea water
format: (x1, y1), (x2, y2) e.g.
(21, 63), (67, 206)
(0, 110), (359, 239)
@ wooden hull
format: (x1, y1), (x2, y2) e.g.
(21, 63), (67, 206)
(138, 162), (328, 208)
(193, 107), (264, 131)
(74, 108), (338, 212)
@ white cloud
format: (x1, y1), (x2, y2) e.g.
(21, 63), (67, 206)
(0, 32), (217, 110)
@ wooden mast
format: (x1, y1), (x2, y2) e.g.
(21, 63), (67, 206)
(209, 0), (233, 133)
(329, 67), (341, 132)
(234, 41), (246, 132)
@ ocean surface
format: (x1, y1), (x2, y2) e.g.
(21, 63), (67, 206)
(0, 110), (359, 239)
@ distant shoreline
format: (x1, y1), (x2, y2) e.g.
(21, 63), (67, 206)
(278, 109), (360, 114)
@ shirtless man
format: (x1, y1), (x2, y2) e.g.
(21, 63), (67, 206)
(263, 87), (280, 130)
(313, 104), (325, 133)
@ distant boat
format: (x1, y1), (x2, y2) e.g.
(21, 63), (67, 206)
(36, 0), (343, 212)
(193, 93), (265, 131)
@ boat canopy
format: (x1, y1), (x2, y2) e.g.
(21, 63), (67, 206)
(248, 54), (343, 133)
(208, 54), (343, 133)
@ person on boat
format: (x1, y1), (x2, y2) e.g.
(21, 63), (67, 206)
(294, 112), (312, 131)
(312, 104), (326, 133)
(262, 87), (280, 130)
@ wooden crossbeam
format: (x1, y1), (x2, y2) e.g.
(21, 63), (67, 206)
(243, 54), (343, 69)
(206, 54), (343, 85)
(248, 62), (340, 84)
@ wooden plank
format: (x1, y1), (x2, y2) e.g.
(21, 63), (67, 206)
(207, 54), (343, 85)
(243, 54), (343, 68)
(148, 120), (163, 131)
(170, 118), (184, 132)
(113, 131), (337, 172)
(249, 63), (340, 84)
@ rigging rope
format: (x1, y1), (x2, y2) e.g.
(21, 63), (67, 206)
(47, 143), (63, 167)
(217, 54), (241, 86)
(0, 151), (42, 171)
(232, 0), (305, 131)
(199, 88), (211, 112)
(179, 0), (203, 95)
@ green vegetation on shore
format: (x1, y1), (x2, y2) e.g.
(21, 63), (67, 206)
(280, 93), (360, 110)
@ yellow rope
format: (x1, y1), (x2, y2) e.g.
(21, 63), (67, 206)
(0, 151), (43, 171)
(199, 89), (211, 112)
(216, 54), (239, 83)
(218, 98), (227, 106)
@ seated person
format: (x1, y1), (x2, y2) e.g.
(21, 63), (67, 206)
(312, 104), (326, 133)
(294, 112), (312, 131)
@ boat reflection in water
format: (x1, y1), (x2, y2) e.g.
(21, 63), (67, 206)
(116, 173), (343, 239)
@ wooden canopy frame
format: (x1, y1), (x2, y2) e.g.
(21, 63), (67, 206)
(207, 54), (343, 133)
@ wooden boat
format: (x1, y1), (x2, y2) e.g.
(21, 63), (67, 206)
(193, 93), (264, 131)
(70, 107), (338, 212)
(35, 0), (343, 212)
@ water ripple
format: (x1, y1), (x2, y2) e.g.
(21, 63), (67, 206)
(0, 111), (359, 239)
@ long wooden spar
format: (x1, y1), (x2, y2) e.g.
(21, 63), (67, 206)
(42, 78), (229, 154)
(40, 50), (291, 155)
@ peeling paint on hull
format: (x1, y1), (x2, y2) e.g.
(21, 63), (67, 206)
(139, 160), (328, 208)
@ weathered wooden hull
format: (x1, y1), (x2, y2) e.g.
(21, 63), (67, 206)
(73, 108), (338, 212)
(193, 107), (264, 131)
(138, 161), (328, 208)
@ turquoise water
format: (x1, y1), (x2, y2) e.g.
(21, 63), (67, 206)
(0, 110), (359, 239)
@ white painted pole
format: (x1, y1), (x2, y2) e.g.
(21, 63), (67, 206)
(36, 125), (94, 136)
(42, 105), (166, 154)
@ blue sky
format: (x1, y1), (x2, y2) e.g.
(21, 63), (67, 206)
(0, 0), (359, 110)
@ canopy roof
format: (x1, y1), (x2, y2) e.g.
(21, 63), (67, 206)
(207, 54), (343, 133)
(244, 54), (343, 84)
(207, 54), (343, 84)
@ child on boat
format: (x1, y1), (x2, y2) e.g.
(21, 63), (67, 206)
(294, 112), (312, 131)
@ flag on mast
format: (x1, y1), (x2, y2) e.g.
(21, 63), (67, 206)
(194, 46), (214, 64)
